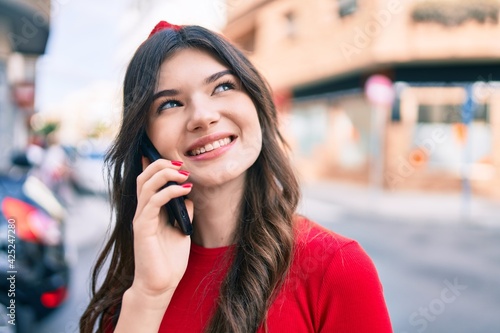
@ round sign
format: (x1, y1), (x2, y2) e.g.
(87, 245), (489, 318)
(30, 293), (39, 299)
(365, 75), (395, 107)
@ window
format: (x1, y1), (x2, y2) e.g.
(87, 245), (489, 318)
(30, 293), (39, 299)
(472, 104), (490, 123)
(417, 104), (490, 123)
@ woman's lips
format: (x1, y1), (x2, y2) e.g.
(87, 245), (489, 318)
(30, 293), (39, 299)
(188, 136), (233, 156)
(186, 136), (236, 161)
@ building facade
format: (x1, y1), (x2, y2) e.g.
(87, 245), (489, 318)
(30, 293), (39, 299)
(223, 0), (500, 198)
(0, 0), (51, 171)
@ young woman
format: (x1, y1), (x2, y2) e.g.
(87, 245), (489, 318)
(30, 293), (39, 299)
(80, 21), (393, 333)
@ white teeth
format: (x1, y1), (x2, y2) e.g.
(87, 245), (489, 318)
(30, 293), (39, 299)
(190, 137), (233, 156)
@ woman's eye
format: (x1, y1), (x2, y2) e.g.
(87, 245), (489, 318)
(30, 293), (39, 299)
(214, 81), (235, 94)
(158, 100), (182, 112)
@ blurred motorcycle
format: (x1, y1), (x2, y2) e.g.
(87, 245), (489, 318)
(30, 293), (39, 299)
(0, 154), (70, 333)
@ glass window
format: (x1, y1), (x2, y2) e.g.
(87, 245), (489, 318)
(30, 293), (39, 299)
(417, 104), (490, 123)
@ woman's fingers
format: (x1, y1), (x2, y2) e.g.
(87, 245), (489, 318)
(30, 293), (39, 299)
(142, 168), (189, 195)
(136, 159), (188, 209)
(137, 158), (183, 194)
(134, 183), (193, 232)
(136, 170), (188, 212)
(130, 157), (194, 298)
(133, 157), (190, 233)
(144, 183), (192, 215)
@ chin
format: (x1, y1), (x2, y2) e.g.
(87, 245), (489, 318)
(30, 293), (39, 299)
(193, 168), (245, 188)
(193, 163), (248, 190)
(197, 152), (255, 181)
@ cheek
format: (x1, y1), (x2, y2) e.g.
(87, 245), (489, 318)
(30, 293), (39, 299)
(250, 111), (263, 151)
(238, 117), (263, 165)
(253, 126), (263, 154)
(148, 119), (184, 159)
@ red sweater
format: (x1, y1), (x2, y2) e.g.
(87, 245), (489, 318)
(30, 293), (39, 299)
(158, 217), (392, 332)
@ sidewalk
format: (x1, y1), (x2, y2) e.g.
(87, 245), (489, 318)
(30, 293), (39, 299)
(300, 181), (500, 227)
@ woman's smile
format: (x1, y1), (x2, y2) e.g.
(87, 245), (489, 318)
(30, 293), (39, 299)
(147, 48), (262, 187)
(186, 133), (236, 157)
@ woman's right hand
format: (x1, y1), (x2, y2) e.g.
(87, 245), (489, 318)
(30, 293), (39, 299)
(129, 158), (193, 302)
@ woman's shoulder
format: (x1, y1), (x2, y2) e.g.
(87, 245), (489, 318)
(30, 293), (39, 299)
(291, 215), (379, 278)
(283, 220), (392, 332)
(293, 215), (357, 254)
(291, 215), (385, 292)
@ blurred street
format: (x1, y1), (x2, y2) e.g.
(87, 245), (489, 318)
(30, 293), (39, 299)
(36, 183), (500, 333)
(2, 1), (500, 333)
(37, 193), (111, 333)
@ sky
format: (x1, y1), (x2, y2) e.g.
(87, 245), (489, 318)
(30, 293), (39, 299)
(35, 0), (226, 112)
(35, 0), (126, 110)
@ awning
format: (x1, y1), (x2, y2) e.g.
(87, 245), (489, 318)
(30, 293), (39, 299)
(293, 61), (500, 99)
(0, 0), (50, 55)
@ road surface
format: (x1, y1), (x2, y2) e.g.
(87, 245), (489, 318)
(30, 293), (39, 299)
(37, 192), (500, 333)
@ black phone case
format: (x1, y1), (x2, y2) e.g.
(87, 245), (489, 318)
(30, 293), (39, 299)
(140, 135), (193, 236)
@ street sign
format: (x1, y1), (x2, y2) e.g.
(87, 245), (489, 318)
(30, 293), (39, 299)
(365, 74), (395, 107)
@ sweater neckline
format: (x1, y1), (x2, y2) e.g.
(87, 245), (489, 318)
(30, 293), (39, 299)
(190, 241), (235, 257)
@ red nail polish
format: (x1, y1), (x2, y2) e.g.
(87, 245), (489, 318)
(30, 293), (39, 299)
(181, 183), (193, 188)
(171, 160), (183, 166)
(178, 170), (190, 176)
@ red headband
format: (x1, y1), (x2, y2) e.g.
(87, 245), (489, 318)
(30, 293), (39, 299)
(148, 20), (182, 38)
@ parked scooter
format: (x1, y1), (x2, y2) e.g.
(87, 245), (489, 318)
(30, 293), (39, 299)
(0, 152), (70, 333)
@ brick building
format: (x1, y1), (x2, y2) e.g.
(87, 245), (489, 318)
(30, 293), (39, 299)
(223, 0), (500, 198)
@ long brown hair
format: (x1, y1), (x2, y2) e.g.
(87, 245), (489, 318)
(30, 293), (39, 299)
(80, 25), (300, 333)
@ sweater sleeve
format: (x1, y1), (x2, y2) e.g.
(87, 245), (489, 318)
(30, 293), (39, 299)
(316, 241), (393, 333)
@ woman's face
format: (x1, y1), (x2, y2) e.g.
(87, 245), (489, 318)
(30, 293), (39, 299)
(147, 48), (262, 188)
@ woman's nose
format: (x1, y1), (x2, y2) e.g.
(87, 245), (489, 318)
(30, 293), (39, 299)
(186, 98), (221, 131)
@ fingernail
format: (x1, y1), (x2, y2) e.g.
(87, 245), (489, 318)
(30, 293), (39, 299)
(178, 170), (190, 176)
(181, 183), (193, 188)
(171, 160), (183, 166)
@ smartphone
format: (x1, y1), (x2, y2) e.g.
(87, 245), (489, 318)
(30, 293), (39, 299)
(140, 134), (193, 236)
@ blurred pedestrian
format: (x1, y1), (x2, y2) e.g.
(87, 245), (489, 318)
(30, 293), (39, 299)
(80, 21), (392, 333)
(36, 132), (73, 204)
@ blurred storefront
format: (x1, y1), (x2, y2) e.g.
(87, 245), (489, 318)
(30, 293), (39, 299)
(223, 0), (500, 199)
(0, 0), (50, 171)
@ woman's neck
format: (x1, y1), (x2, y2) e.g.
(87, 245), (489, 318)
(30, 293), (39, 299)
(188, 176), (244, 248)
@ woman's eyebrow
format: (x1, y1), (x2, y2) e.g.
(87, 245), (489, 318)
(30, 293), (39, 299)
(152, 88), (179, 102)
(152, 69), (235, 102)
(204, 69), (235, 85)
